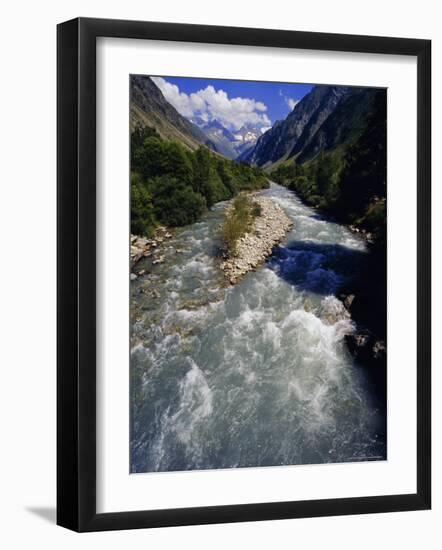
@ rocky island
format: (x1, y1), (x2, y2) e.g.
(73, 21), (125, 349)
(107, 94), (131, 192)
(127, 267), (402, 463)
(220, 196), (292, 284)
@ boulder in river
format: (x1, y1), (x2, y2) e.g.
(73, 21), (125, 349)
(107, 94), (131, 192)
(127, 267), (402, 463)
(319, 295), (351, 325)
(130, 226), (174, 274)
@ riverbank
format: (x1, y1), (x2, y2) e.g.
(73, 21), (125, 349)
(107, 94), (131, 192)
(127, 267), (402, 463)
(130, 226), (173, 278)
(220, 196), (293, 284)
(339, 242), (387, 404)
(130, 182), (386, 472)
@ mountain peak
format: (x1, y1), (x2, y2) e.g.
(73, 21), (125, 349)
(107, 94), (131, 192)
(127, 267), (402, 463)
(242, 85), (353, 167)
(193, 118), (263, 160)
(206, 118), (225, 130)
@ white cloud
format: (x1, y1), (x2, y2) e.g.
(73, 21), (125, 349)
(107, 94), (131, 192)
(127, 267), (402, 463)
(151, 77), (271, 132)
(278, 89), (300, 112)
(285, 97), (299, 111)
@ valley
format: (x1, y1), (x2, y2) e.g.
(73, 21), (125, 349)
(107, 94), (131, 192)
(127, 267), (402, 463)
(129, 75), (387, 473)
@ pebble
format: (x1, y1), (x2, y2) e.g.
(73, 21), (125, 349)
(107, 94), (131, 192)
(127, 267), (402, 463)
(130, 227), (173, 276)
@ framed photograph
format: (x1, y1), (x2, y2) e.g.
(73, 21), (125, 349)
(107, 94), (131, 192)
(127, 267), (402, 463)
(57, 17), (431, 531)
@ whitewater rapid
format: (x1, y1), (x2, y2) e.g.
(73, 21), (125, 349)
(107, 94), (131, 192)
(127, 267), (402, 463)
(130, 182), (386, 473)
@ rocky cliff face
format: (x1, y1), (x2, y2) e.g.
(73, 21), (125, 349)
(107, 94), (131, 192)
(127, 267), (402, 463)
(130, 75), (216, 152)
(296, 88), (380, 163)
(243, 85), (352, 168)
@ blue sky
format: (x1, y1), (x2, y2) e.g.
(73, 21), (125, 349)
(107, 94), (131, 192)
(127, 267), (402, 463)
(151, 76), (313, 133)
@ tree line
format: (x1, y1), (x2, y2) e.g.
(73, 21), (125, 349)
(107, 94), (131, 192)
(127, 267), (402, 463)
(131, 126), (268, 236)
(271, 93), (386, 243)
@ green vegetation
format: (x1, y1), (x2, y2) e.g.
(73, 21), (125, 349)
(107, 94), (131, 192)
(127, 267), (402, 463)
(271, 149), (344, 210)
(271, 93), (386, 241)
(130, 172), (156, 236)
(220, 194), (261, 256)
(130, 126), (268, 236)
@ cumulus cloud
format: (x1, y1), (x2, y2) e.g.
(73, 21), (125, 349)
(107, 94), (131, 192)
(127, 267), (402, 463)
(260, 126), (271, 134)
(151, 77), (271, 132)
(285, 97), (299, 111)
(278, 89), (299, 112)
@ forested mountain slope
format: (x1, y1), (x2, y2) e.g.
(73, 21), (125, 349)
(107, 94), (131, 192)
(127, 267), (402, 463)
(271, 89), (386, 237)
(242, 85), (351, 167)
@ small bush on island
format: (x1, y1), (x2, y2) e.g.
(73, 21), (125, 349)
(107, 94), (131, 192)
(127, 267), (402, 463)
(130, 127), (268, 236)
(220, 194), (261, 256)
(251, 202), (262, 218)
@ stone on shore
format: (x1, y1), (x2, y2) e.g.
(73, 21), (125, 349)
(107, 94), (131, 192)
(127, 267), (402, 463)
(130, 226), (173, 273)
(220, 197), (292, 284)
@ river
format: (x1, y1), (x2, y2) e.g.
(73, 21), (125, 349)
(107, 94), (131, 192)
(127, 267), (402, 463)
(130, 182), (386, 473)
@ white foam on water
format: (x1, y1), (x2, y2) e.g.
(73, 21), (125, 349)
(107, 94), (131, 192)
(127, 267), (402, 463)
(130, 182), (385, 472)
(170, 359), (213, 445)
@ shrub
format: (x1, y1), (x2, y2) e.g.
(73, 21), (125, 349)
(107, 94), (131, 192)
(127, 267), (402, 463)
(150, 176), (206, 227)
(220, 194), (261, 256)
(130, 127), (268, 231)
(130, 172), (156, 236)
(251, 202), (262, 217)
(220, 213), (245, 256)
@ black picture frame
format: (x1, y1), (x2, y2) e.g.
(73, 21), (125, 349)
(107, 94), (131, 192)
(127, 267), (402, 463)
(57, 17), (431, 532)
